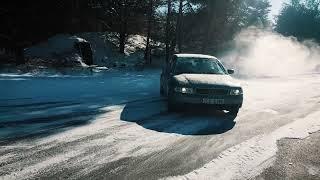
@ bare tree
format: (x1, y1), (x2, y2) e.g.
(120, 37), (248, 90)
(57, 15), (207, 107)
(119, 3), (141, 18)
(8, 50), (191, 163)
(144, 0), (153, 64)
(165, 0), (172, 63)
(202, 0), (215, 53)
(176, 0), (184, 53)
(119, 0), (128, 53)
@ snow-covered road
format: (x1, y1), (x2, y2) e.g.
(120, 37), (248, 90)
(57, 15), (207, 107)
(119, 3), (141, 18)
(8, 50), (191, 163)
(0, 70), (320, 180)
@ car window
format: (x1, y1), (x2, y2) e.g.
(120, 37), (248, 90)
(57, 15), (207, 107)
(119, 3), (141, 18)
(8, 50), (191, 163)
(217, 61), (228, 74)
(169, 56), (176, 72)
(174, 57), (227, 75)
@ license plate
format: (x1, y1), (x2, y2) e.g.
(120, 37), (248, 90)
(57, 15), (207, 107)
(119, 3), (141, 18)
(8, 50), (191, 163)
(202, 98), (225, 105)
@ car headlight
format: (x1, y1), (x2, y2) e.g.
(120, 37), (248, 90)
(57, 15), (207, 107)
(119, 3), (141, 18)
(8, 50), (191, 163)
(230, 88), (243, 96)
(174, 87), (194, 94)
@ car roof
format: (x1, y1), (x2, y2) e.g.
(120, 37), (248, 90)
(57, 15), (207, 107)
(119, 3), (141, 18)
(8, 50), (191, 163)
(174, 54), (218, 59)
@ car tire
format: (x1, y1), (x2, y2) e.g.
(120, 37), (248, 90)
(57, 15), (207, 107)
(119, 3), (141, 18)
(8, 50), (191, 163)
(160, 86), (164, 96)
(168, 101), (175, 112)
(168, 99), (180, 112)
(228, 107), (239, 116)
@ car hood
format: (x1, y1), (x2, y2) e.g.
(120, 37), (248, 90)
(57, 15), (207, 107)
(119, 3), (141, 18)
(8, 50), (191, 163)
(173, 74), (241, 88)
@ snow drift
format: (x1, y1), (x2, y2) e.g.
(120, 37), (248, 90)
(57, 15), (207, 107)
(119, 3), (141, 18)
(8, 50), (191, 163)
(25, 35), (87, 58)
(223, 27), (320, 77)
(25, 34), (89, 67)
(24, 33), (147, 68)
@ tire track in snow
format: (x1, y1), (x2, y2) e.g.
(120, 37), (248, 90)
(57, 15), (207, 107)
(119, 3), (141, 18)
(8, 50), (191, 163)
(169, 110), (320, 180)
(0, 106), (181, 180)
(1, 74), (320, 179)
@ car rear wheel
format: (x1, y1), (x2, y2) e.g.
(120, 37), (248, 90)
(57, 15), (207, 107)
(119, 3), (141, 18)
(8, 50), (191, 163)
(168, 101), (177, 112)
(168, 97), (181, 112)
(160, 86), (164, 96)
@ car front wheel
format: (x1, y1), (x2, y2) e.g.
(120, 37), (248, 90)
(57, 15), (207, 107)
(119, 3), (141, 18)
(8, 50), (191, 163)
(160, 86), (164, 96)
(228, 107), (240, 115)
(168, 101), (180, 112)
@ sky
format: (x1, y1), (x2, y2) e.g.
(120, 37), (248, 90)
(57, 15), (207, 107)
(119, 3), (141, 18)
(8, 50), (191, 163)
(269, 0), (288, 19)
(157, 0), (288, 21)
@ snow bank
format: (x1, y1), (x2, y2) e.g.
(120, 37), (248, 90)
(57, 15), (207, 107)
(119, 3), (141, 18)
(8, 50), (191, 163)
(79, 33), (147, 66)
(24, 32), (147, 70)
(25, 34), (87, 58)
(102, 34), (148, 68)
(126, 35), (147, 54)
(25, 34), (88, 67)
(77, 32), (114, 65)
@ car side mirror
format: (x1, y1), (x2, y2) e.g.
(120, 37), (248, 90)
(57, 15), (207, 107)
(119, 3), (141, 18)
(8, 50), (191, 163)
(227, 69), (235, 74)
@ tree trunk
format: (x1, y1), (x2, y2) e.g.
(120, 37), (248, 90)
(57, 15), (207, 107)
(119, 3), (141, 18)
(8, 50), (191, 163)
(202, 0), (214, 53)
(15, 45), (25, 65)
(119, 0), (128, 54)
(170, 35), (176, 57)
(176, 0), (183, 53)
(165, 0), (172, 63)
(144, 0), (153, 65)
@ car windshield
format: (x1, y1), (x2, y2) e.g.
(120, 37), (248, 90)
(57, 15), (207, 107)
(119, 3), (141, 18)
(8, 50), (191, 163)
(174, 57), (227, 75)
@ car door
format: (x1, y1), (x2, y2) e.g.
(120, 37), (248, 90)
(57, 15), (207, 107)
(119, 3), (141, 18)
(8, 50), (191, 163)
(160, 64), (165, 92)
(160, 62), (168, 95)
(163, 56), (177, 95)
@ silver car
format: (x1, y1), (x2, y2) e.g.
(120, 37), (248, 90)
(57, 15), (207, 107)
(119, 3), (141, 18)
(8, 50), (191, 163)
(160, 54), (243, 114)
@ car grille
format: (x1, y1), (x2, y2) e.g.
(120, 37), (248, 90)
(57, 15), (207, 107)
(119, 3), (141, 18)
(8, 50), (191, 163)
(196, 88), (229, 96)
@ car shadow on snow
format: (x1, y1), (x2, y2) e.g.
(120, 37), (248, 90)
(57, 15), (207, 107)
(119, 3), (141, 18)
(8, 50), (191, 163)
(120, 99), (237, 135)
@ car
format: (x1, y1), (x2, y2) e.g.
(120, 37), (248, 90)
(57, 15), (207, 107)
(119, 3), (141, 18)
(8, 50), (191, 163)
(160, 54), (243, 115)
